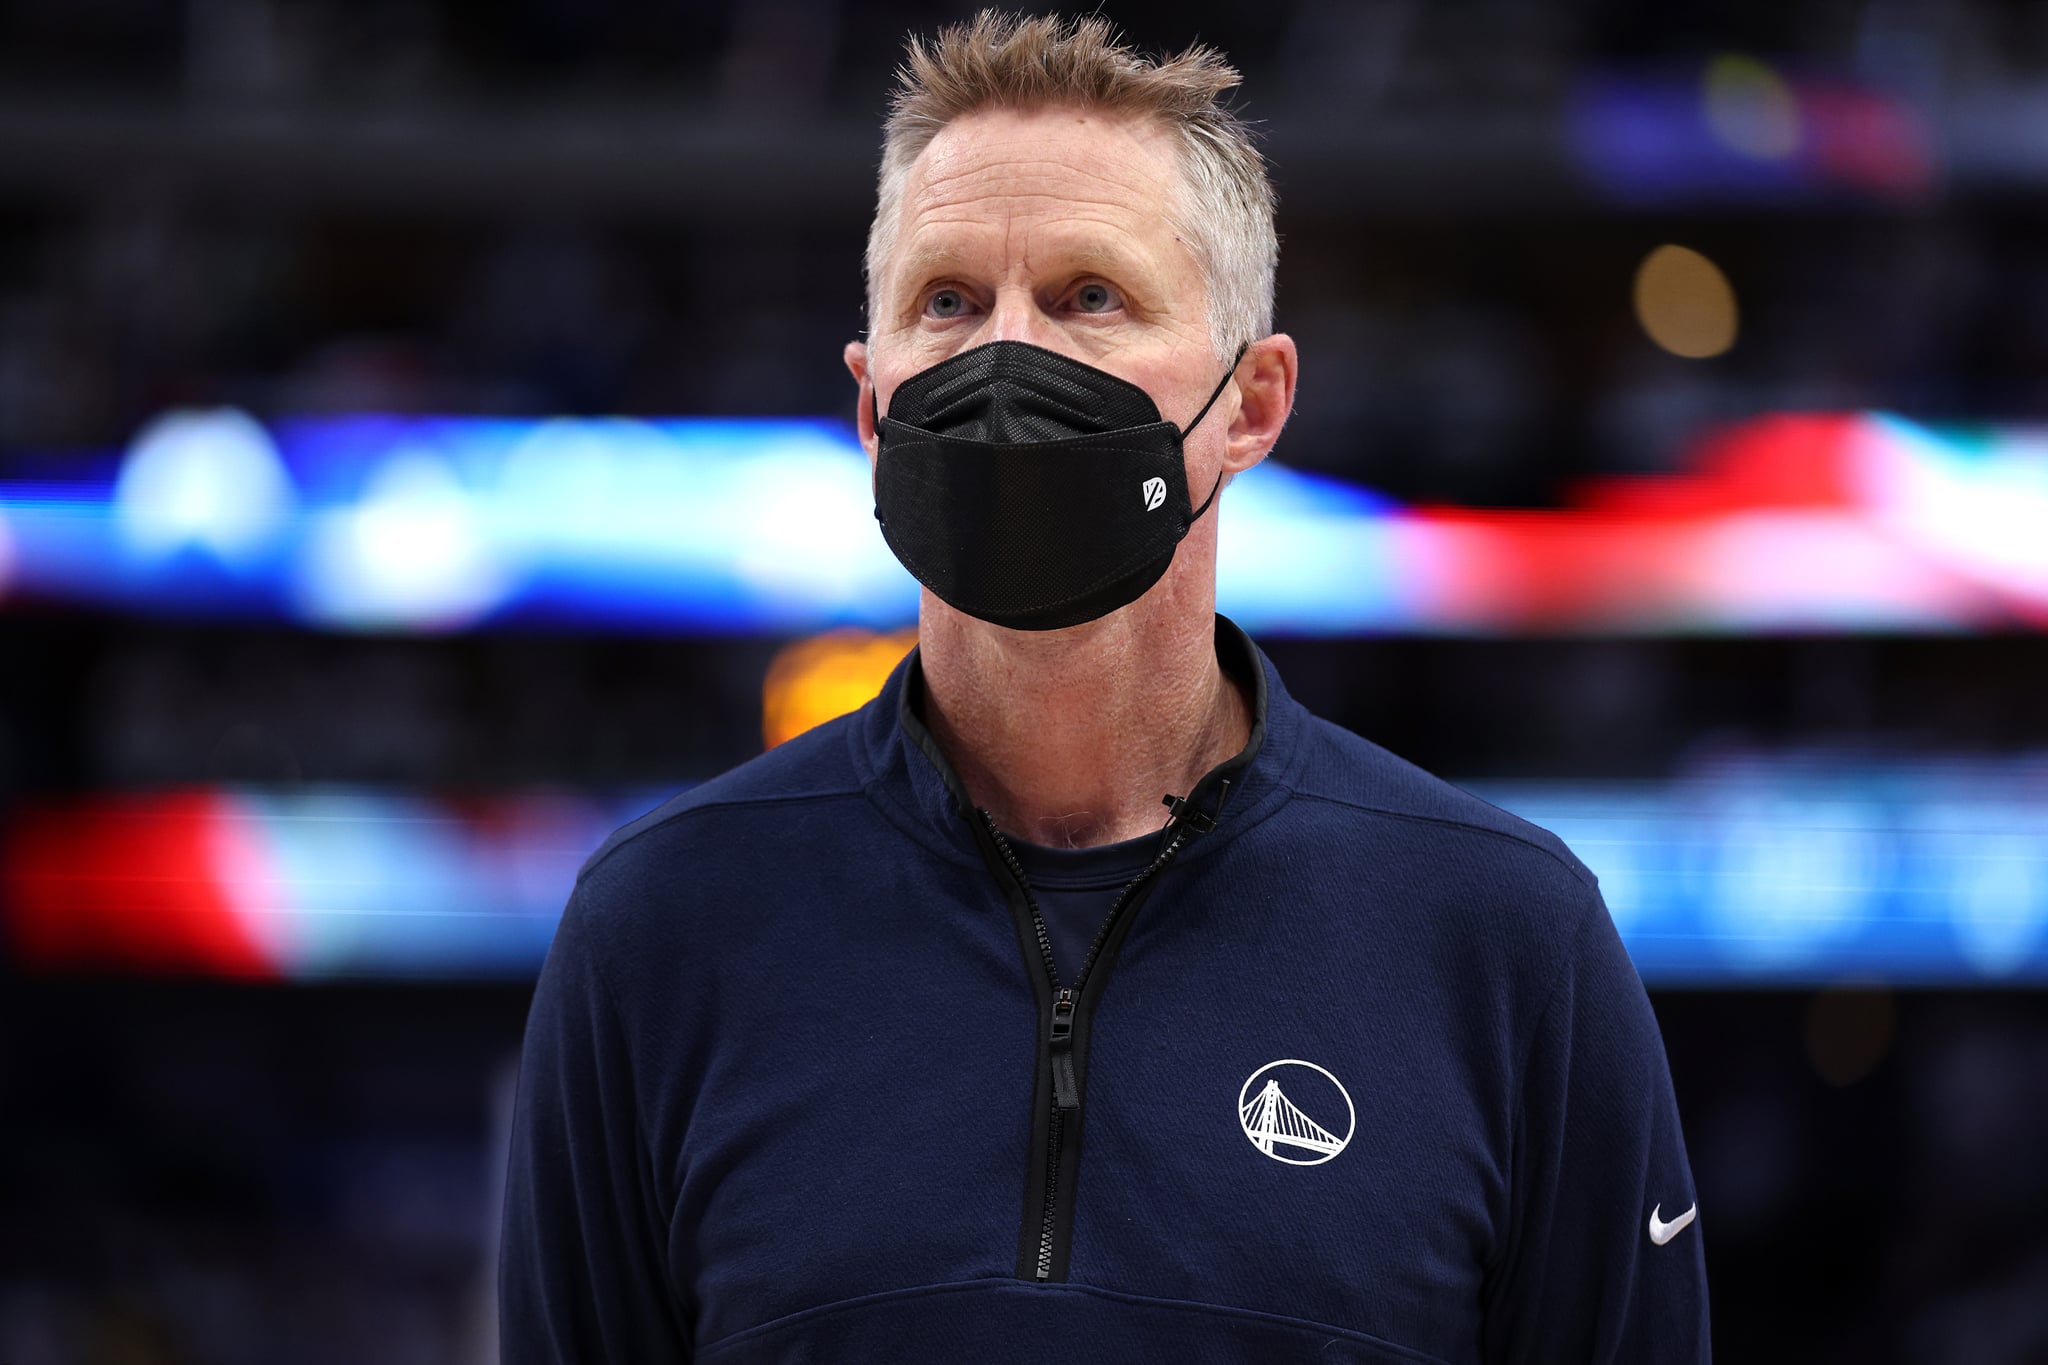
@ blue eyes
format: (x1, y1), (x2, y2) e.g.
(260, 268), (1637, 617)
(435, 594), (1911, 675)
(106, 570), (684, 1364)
(1073, 283), (1116, 313)
(920, 284), (1122, 319)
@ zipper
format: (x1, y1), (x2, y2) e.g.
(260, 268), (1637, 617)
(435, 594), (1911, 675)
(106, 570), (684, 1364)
(1040, 987), (1076, 1280)
(979, 809), (1192, 1282)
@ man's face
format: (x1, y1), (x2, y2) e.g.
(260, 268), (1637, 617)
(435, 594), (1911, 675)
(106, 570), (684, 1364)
(863, 105), (1223, 444)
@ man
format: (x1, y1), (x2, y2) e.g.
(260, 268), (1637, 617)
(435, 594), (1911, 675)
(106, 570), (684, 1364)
(501, 12), (1710, 1362)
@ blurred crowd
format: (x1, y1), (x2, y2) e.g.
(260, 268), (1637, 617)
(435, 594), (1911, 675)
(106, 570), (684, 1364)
(4, 0), (2048, 505)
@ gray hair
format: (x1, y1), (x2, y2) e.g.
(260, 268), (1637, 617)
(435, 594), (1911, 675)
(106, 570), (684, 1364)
(865, 10), (1278, 360)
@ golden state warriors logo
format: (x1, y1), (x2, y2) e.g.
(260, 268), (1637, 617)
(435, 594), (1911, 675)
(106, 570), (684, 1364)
(1237, 1059), (1355, 1166)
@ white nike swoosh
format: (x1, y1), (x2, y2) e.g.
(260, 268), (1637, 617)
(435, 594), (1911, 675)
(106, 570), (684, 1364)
(1648, 1202), (1697, 1246)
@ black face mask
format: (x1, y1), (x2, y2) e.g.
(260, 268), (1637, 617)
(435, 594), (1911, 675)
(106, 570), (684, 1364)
(872, 339), (1245, 632)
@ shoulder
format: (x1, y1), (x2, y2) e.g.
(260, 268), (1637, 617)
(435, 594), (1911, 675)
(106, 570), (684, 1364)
(1280, 712), (1605, 953)
(1294, 716), (1593, 879)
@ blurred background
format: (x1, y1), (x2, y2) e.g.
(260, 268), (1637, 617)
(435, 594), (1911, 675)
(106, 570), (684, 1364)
(2, 0), (2047, 1360)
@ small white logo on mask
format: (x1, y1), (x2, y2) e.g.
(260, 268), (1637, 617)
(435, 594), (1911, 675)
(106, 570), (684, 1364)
(1141, 477), (1168, 511)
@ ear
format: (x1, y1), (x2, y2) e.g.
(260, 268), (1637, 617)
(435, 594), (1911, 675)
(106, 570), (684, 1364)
(844, 339), (878, 464)
(1223, 333), (1298, 476)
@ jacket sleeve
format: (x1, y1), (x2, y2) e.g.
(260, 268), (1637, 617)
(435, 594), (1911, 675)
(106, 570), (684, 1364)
(500, 890), (694, 1363)
(1482, 886), (1710, 1363)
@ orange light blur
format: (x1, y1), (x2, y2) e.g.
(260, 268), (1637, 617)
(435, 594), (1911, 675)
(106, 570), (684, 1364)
(762, 628), (919, 748)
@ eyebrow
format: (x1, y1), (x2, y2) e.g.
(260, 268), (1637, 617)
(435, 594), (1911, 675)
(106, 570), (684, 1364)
(890, 235), (1163, 303)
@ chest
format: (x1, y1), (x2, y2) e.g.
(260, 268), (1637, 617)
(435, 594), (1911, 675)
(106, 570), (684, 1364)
(664, 869), (1513, 1363)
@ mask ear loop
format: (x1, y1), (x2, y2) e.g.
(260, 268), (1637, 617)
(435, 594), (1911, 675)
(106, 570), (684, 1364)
(1181, 341), (1251, 522)
(869, 386), (886, 522)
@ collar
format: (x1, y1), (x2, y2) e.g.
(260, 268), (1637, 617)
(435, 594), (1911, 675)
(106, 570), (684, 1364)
(851, 615), (1302, 869)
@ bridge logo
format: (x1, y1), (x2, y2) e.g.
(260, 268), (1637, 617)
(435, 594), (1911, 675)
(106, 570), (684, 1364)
(1237, 1059), (1355, 1166)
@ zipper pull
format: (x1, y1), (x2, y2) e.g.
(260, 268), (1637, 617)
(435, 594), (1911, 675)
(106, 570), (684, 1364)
(1049, 988), (1079, 1111)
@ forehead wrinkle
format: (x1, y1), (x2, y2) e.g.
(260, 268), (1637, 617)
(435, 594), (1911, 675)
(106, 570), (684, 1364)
(900, 167), (1176, 266)
(910, 117), (1179, 214)
(909, 196), (1141, 231)
(897, 195), (1159, 266)
(916, 154), (1171, 211)
(896, 169), (1151, 247)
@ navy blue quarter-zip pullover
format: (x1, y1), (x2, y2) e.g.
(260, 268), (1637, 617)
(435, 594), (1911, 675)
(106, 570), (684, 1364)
(501, 618), (1709, 1363)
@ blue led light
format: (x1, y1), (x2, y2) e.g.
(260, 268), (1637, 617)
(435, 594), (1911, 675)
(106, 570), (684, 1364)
(5, 406), (2048, 633)
(1477, 761), (2048, 985)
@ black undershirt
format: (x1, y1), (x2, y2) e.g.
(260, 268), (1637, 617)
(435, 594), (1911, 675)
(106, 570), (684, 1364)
(1005, 831), (1163, 986)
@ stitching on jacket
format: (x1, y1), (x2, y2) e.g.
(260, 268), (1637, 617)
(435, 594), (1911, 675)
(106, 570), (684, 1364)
(1480, 893), (1604, 1322)
(1287, 791), (1599, 889)
(576, 788), (867, 887)
(560, 895), (699, 1345)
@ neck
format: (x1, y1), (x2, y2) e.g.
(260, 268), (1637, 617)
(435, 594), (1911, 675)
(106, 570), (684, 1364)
(919, 601), (1249, 848)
